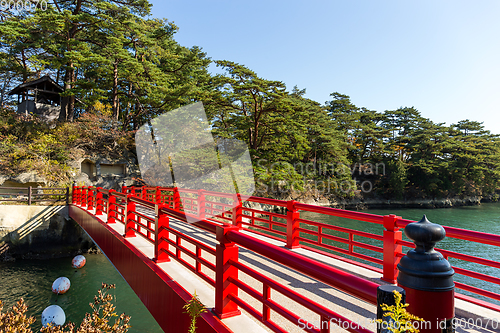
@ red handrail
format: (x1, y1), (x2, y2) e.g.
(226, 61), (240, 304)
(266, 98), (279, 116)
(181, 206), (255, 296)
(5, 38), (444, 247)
(398, 218), (500, 247)
(226, 228), (378, 305)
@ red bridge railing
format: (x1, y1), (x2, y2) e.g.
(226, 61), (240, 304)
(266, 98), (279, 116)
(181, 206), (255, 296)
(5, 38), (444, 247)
(73, 185), (381, 332)
(72, 185), (500, 318)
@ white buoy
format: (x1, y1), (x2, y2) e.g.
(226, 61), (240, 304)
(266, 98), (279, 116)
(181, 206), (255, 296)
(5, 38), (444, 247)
(41, 305), (66, 326)
(51, 277), (70, 294)
(72, 255), (86, 269)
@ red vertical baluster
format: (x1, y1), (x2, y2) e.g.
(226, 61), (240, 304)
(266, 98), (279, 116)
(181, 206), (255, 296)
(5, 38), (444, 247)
(155, 186), (161, 204)
(262, 284), (271, 322)
(107, 190), (116, 224)
(196, 246), (201, 273)
(286, 200), (300, 249)
(198, 189), (206, 220)
(88, 187), (95, 211)
(318, 226), (322, 245)
(232, 193), (242, 228)
(124, 195), (136, 237)
(173, 187), (181, 211)
(176, 236), (181, 259)
(75, 186), (81, 206)
(87, 187), (93, 210)
(349, 233), (354, 254)
(95, 187), (103, 215)
(214, 225), (241, 319)
(81, 187), (88, 208)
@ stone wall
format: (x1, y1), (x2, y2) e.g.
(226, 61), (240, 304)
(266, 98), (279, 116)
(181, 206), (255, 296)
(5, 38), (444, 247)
(0, 205), (98, 261)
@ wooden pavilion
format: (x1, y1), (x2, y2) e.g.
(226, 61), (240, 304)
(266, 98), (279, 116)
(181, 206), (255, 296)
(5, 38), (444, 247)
(8, 75), (64, 122)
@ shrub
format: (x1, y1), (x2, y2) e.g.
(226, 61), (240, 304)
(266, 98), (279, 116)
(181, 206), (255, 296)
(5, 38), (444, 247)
(183, 292), (206, 333)
(0, 283), (130, 333)
(376, 290), (424, 333)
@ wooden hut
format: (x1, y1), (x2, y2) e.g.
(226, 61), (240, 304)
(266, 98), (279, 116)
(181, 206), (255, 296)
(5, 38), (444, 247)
(8, 75), (63, 122)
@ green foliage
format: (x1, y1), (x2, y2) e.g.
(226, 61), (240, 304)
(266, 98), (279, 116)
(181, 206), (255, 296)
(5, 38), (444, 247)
(183, 292), (206, 333)
(0, 107), (133, 185)
(388, 159), (408, 200)
(0, 0), (209, 123)
(376, 290), (424, 333)
(254, 160), (305, 195)
(0, 283), (130, 333)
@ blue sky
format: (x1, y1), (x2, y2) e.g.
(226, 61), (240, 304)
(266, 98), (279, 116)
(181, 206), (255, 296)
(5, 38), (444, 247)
(148, 0), (500, 134)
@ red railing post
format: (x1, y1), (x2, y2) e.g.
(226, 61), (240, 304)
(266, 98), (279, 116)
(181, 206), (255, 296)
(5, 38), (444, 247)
(87, 187), (95, 211)
(232, 193), (242, 228)
(141, 186), (146, 200)
(286, 200), (300, 249)
(382, 214), (402, 284)
(121, 181), (127, 194)
(215, 225), (241, 319)
(198, 189), (206, 220)
(107, 190), (117, 224)
(124, 195), (136, 237)
(155, 186), (162, 204)
(87, 187), (92, 210)
(81, 186), (87, 208)
(75, 186), (81, 206)
(173, 187), (182, 211)
(154, 204), (170, 263)
(95, 187), (103, 215)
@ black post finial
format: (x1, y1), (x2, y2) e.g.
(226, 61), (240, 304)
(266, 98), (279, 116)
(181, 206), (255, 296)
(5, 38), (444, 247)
(397, 215), (454, 291)
(404, 215), (446, 253)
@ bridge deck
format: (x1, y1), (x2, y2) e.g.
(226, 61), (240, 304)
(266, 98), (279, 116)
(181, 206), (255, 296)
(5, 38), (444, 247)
(82, 206), (498, 333)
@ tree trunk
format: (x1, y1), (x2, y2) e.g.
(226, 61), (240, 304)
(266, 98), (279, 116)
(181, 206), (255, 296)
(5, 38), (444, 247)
(60, 63), (75, 121)
(112, 60), (119, 120)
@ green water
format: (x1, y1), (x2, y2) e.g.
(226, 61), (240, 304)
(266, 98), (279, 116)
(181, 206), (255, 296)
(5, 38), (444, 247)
(299, 201), (500, 305)
(0, 254), (163, 333)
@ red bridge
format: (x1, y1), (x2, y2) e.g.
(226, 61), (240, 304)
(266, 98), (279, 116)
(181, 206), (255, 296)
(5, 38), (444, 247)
(69, 185), (500, 333)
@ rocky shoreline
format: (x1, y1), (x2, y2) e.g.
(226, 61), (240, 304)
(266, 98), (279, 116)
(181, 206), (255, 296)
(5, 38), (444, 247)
(312, 196), (486, 210)
(251, 193), (498, 214)
(0, 205), (99, 262)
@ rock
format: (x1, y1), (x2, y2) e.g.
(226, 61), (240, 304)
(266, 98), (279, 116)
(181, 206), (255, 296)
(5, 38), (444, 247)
(74, 172), (92, 186)
(13, 172), (47, 185)
(0, 206), (97, 261)
(94, 176), (124, 191)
